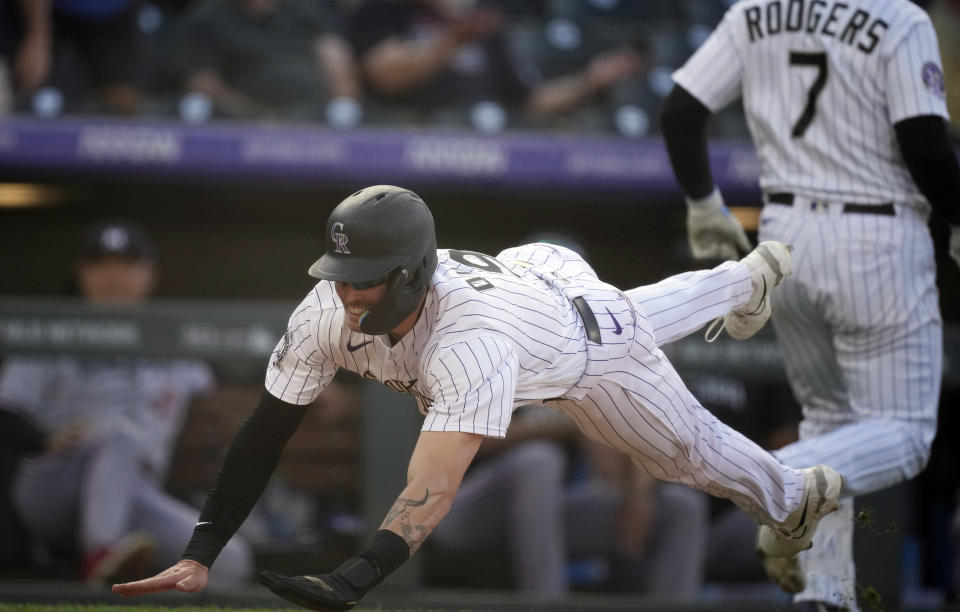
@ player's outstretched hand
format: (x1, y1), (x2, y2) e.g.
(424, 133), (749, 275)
(687, 204), (752, 261)
(949, 225), (960, 270)
(112, 559), (209, 597)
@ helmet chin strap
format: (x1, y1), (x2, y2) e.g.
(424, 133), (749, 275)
(357, 268), (424, 336)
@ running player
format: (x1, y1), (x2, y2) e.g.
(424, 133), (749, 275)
(660, 1), (960, 609)
(112, 186), (841, 610)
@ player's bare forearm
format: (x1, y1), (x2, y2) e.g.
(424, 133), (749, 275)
(379, 486), (436, 553)
(380, 430), (483, 553)
(256, 435), (479, 610)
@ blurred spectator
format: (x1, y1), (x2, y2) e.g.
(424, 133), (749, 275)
(0, 219), (252, 584)
(178, 0), (360, 122)
(0, 0), (53, 114)
(0, 0), (144, 114)
(427, 405), (708, 597)
(346, 0), (642, 127)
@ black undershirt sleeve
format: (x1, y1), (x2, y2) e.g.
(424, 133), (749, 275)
(894, 115), (960, 226)
(181, 390), (308, 567)
(0, 407), (47, 455)
(660, 84), (715, 200)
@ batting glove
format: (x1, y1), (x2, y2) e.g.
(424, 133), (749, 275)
(686, 189), (752, 261)
(260, 556), (377, 611)
(950, 225), (960, 270)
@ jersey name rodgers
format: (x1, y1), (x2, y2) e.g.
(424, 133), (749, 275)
(673, 0), (948, 207)
(265, 245), (598, 437)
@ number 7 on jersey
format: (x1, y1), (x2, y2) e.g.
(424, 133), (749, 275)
(789, 51), (828, 138)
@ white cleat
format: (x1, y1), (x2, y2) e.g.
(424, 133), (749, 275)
(705, 241), (793, 342)
(757, 464), (844, 559)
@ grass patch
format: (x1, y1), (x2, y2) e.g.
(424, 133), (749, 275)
(0, 606), (412, 612)
(0, 607), (298, 612)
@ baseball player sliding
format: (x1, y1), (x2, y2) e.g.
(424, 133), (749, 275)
(660, 1), (960, 610)
(113, 186), (841, 611)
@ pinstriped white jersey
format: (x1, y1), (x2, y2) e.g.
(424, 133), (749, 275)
(267, 244), (820, 549)
(265, 243), (634, 438)
(673, 0), (949, 208)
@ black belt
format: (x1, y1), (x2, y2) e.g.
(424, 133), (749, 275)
(767, 192), (895, 216)
(572, 296), (602, 345)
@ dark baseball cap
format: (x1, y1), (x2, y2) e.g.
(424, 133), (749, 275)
(79, 219), (156, 261)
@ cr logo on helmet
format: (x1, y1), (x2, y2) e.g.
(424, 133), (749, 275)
(331, 222), (350, 254)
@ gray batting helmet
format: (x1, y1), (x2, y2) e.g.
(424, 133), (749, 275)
(309, 185), (438, 335)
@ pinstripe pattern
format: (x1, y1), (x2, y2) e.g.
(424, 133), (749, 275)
(673, 2), (947, 607)
(761, 200), (941, 491)
(626, 260), (752, 345)
(266, 244), (593, 436)
(674, 0), (948, 208)
(264, 242), (806, 527)
(549, 323), (802, 526)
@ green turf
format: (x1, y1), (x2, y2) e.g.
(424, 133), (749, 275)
(0, 606), (295, 612)
(0, 606), (412, 612)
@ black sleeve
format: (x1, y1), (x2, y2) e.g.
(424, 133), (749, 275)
(894, 115), (960, 226)
(181, 391), (308, 567)
(0, 407), (46, 455)
(660, 84), (716, 200)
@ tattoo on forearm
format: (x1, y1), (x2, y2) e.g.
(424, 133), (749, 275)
(399, 520), (429, 553)
(382, 489), (428, 525)
(381, 489), (430, 553)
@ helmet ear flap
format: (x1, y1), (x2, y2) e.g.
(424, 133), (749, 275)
(358, 267), (426, 335)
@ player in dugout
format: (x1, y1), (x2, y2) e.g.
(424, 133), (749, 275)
(0, 219), (252, 585)
(114, 185), (842, 610)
